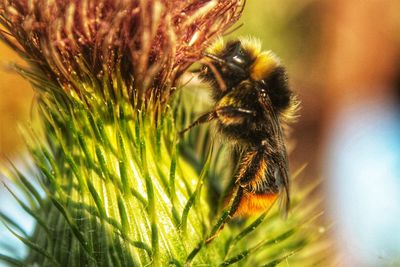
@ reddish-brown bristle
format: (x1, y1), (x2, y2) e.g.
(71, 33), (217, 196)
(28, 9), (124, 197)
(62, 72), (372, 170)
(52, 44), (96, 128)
(0, 0), (245, 103)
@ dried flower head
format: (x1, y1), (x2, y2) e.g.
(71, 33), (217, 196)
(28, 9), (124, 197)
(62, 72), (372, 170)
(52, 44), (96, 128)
(0, 0), (244, 104)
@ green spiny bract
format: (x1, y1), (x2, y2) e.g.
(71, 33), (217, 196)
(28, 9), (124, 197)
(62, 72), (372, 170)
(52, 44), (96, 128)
(14, 75), (225, 266)
(0, 0), (329, 266)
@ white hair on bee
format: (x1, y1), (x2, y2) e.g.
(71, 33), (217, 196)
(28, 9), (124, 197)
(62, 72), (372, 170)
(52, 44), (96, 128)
(238, 36), (261, 58)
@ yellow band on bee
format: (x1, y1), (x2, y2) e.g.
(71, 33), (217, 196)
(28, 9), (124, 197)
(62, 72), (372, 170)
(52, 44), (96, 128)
(206, 36), (225, 55)
(250, 51), (280, 81)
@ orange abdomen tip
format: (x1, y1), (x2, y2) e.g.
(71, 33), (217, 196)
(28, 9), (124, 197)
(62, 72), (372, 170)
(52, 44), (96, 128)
(234, 192), (278, 217)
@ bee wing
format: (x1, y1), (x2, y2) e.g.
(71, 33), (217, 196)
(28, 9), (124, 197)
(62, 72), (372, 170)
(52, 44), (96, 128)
(257, 90), (290, 217)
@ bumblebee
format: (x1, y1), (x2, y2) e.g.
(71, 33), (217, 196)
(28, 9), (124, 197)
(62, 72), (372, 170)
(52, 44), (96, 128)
(181, 37), (297, 217)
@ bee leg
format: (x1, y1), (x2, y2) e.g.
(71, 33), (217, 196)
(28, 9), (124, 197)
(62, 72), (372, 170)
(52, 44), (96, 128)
(216, 106), (256, 117)
(213, 106), (257, 126)
(180, 106), (255, 137)
(205, 186), (244, 244)
(179, 111), (217, 136)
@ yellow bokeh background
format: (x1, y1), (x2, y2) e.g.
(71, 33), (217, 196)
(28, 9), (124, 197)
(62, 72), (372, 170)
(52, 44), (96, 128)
(0, 42), (33, 159)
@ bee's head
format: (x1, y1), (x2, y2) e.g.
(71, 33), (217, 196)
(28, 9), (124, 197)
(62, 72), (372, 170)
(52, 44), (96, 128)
(201, 37), (281, 96)
(201, 40), (252, 91)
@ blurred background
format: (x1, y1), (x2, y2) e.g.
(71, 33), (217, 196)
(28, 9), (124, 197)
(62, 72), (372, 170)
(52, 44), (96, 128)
(1, 0), (399, 266)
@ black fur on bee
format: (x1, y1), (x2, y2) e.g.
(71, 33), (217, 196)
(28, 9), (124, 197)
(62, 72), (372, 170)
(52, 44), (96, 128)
(181, 37), (297, 217)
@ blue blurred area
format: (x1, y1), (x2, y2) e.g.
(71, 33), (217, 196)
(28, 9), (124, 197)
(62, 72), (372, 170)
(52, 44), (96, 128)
(0, 173), (35, 265)
(325, 97), (400, 266)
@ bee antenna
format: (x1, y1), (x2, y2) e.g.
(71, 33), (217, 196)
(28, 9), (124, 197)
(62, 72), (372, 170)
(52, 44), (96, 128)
(202, 52), (227, 65)
(199, 58), (228, 92)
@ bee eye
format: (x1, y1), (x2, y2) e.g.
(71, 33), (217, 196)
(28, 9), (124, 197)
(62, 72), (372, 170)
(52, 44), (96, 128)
(232, 55), (244, 65)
